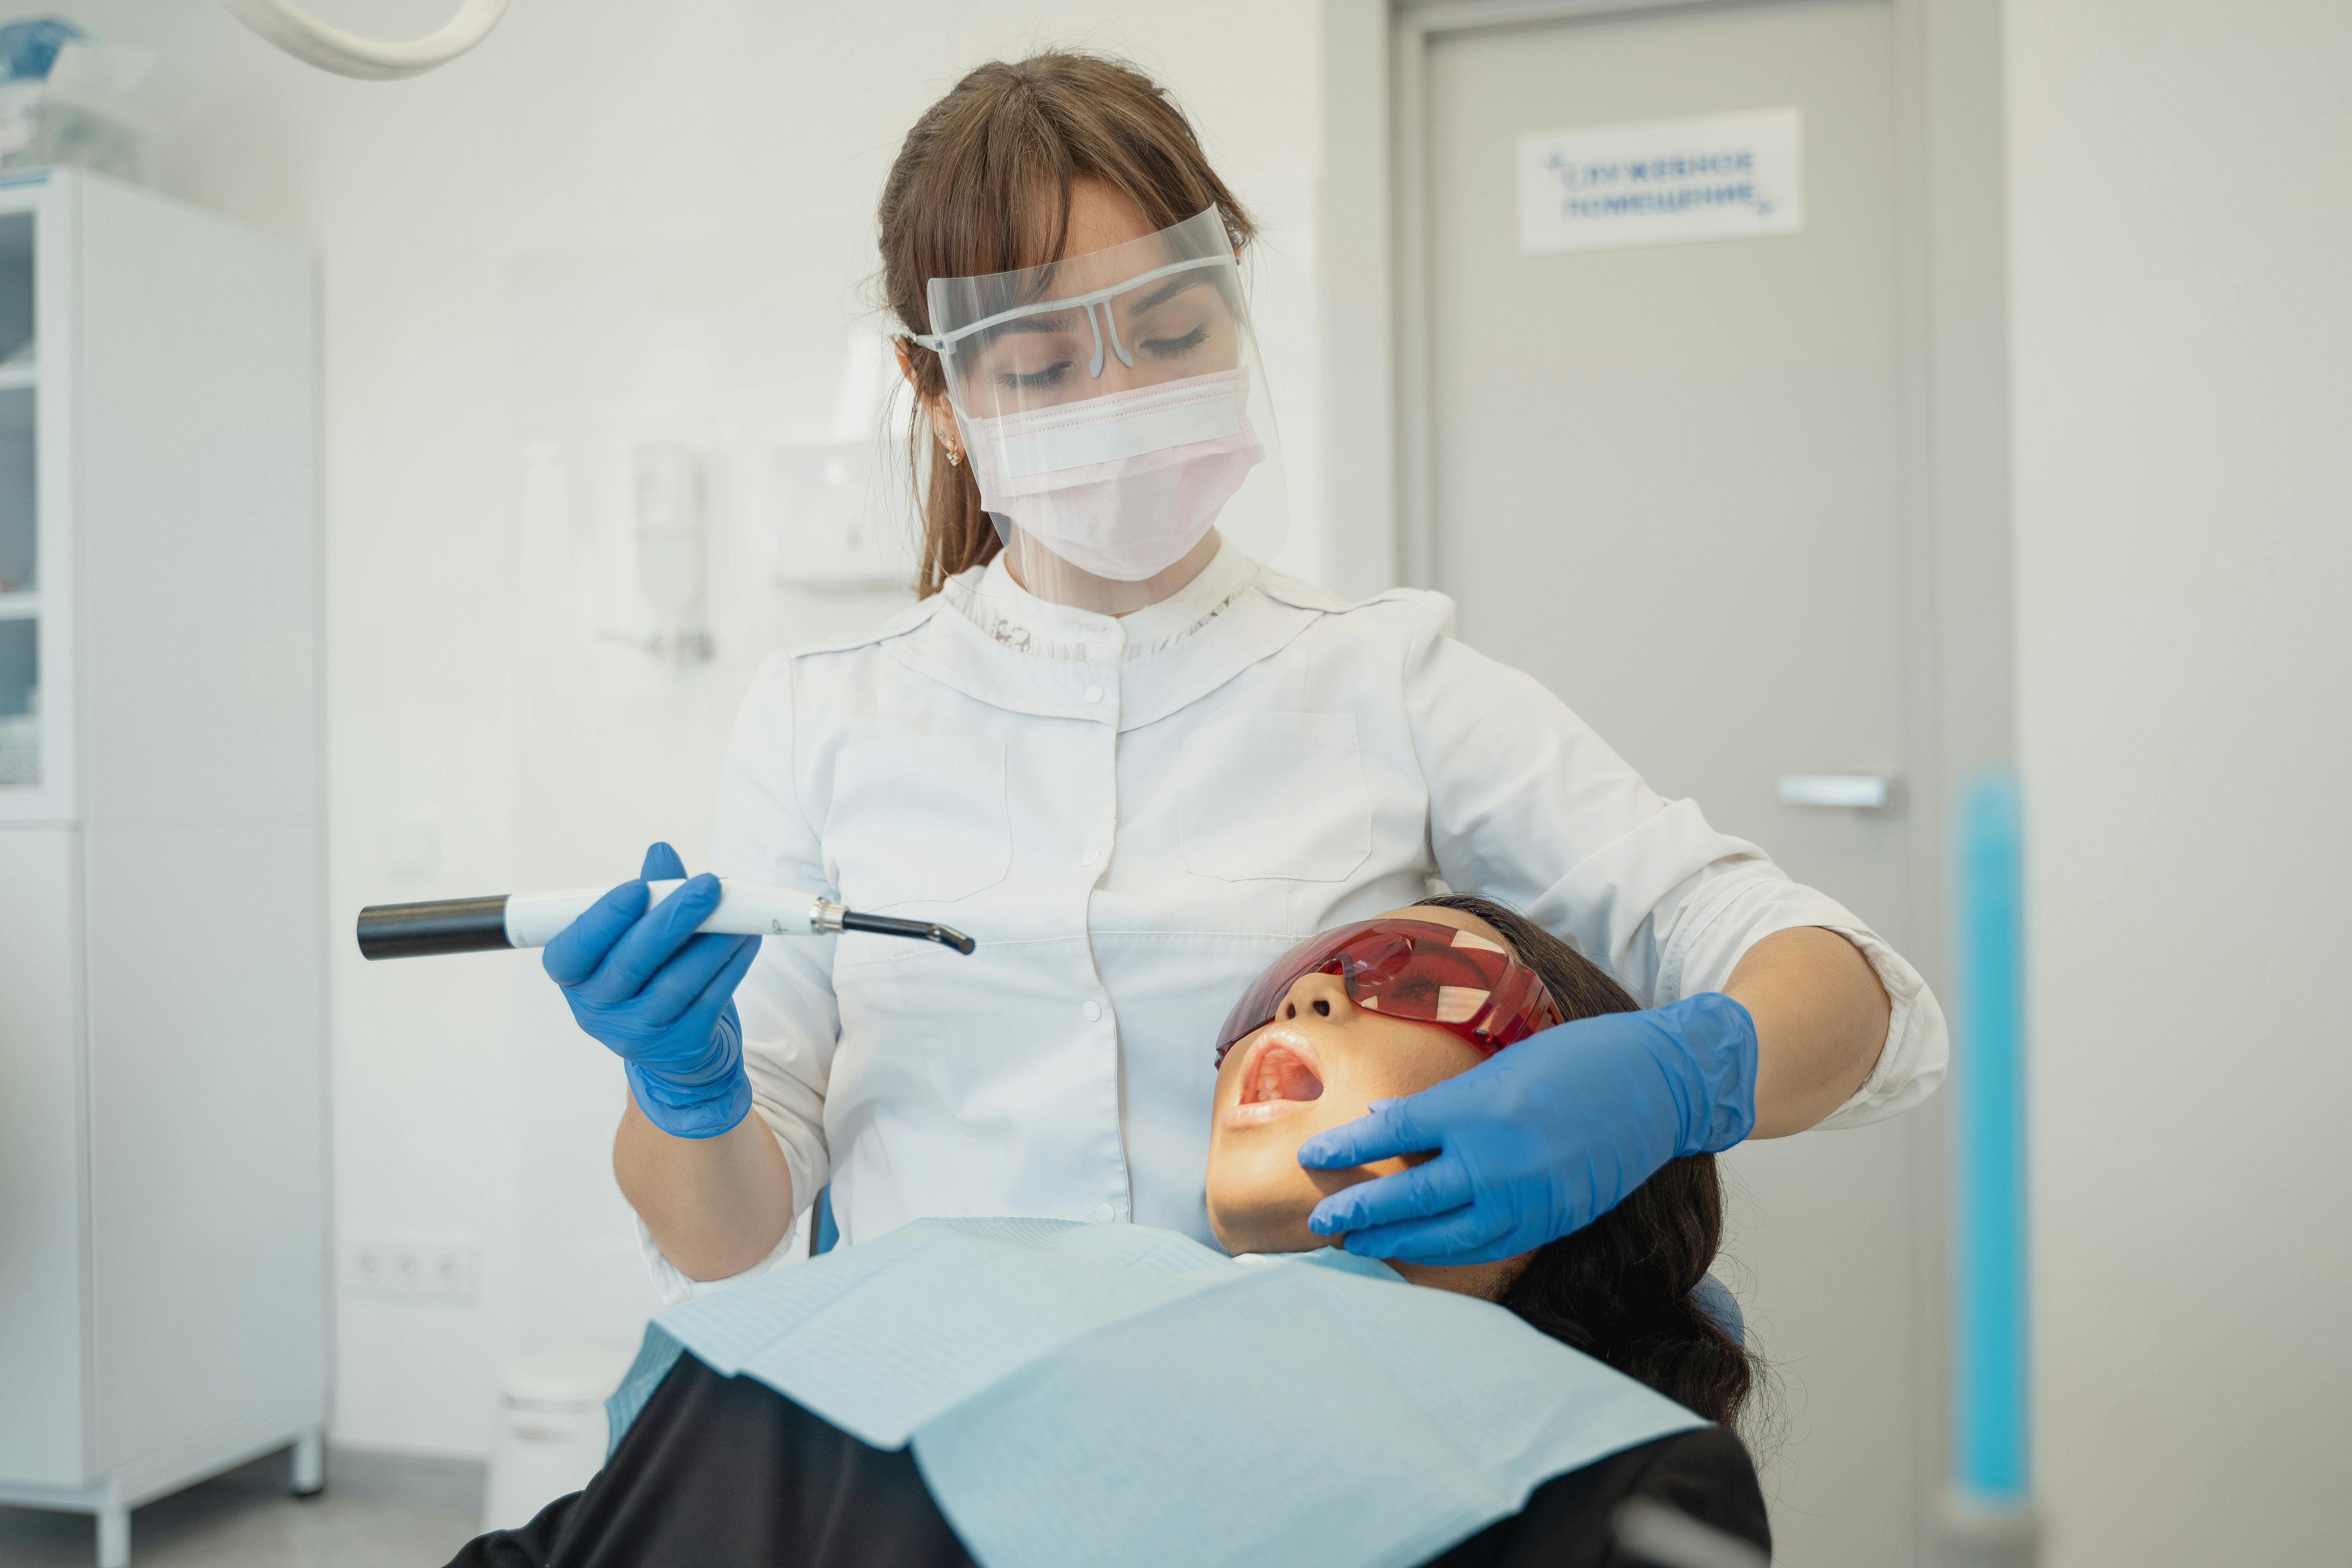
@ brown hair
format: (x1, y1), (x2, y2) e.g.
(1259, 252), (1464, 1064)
(878, 51), (1257, 597)
(1415, 892), (1761, 1430)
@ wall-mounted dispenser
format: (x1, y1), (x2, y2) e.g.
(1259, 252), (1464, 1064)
(598, 441), (713, 664)
(765, 332), (914, 592)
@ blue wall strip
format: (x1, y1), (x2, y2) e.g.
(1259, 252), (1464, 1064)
(1955, 773), (2029, 1502)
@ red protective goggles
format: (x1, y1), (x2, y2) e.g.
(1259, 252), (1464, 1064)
(1214, 918), (1564, 1065)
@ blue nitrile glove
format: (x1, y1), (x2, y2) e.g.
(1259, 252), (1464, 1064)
(1298, 993), (1759, 1265)
(542, 842), (762, 1140)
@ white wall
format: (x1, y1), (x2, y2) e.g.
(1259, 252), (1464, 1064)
(2006, 2), (2352, 1561)
(58, 0), (1322, 1456)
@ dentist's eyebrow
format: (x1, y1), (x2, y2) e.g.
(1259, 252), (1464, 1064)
(993, 310), (1084, 336)
(1125, 270), (1211, 316)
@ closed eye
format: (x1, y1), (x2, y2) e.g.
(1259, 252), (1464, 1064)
(1141, 324), (1210, 359)
(1381, 973), (1441, 1005)
(1000, 360), (1074, 390)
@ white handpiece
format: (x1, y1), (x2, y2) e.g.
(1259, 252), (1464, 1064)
(501, 879), (842, 949)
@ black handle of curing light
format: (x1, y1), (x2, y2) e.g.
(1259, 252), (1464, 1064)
(357, 895), (514, 960)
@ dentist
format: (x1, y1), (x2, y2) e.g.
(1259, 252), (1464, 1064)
(545, 51), (1948, 1298)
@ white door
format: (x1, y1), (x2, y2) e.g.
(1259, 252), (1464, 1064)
(1416, 4), (1929, 1563)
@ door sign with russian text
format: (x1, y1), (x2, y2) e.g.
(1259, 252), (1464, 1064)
(1519, 108), (1804, 254)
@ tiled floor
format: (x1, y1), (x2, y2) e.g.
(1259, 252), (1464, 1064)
(0, 1448), (485, 1568)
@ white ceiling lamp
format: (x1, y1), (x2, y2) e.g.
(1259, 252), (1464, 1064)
(217, 0), (509, 81)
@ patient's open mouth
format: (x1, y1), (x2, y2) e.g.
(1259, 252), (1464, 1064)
(1222, 1027), (1326, 1129)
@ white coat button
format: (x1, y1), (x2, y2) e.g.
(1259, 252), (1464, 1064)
(1083, 684), (1103, 703)
(1093, 1203), (1115, 1223)
(1083, 1000), (1102, 1022)
(1082, 846), (1100, 865)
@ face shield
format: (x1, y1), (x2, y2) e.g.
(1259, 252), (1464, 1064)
(913, 207), (1287, 609)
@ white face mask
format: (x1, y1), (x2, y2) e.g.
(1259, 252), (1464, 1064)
(961, 369), (1265, 583)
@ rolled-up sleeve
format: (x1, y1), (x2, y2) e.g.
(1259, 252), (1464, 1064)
(1403, 622), (1946, 1129)
(638, 652), (840, 1305)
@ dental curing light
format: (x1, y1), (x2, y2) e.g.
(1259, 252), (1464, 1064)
(357, 880), (976, 960)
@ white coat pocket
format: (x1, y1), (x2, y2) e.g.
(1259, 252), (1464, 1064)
(828, 733), (1013, 909)
(1178, 712), (1373, 882)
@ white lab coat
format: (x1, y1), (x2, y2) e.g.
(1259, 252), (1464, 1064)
(643, 543), (1946, 1301)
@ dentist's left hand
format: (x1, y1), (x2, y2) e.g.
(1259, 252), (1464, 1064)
(543, 842), (762, 1140)
(1295, 993), (1759, 1265)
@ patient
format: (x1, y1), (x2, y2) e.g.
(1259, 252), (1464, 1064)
(449, 896), (1767, 1568)
(1208, 894), (1755, 1430)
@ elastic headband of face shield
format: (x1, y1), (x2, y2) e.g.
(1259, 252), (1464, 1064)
(912, 207), (1287, 608)
(1214, 918), (1566, 1066)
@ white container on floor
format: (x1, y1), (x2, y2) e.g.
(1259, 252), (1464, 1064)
(482, 1348), (638, 1534)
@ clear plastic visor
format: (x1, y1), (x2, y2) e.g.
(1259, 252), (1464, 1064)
(914, 208), (1286, 612)
(921, 208), (1245, 419)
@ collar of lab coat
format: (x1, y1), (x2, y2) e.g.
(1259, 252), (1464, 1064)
(949, 539), (1264, 664)
(884, 537), (1335, 731)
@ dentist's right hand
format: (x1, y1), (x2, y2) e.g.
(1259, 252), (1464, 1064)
(543, 842), (762, 1140)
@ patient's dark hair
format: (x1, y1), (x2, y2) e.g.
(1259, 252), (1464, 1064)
(1414, 893), (1758, 1429)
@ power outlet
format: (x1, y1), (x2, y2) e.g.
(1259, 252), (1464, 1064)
(347, 1236), (480, 1303)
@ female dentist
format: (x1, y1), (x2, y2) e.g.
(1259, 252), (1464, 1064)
(545, 51), (1947, 1298)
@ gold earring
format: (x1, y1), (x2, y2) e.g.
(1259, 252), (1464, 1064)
(946, 445), (964, 468)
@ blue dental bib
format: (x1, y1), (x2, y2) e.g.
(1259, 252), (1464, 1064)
(607, 1218), (1707, 1568)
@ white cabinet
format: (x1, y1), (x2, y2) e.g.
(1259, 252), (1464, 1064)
(0, 170), (324, 1568)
